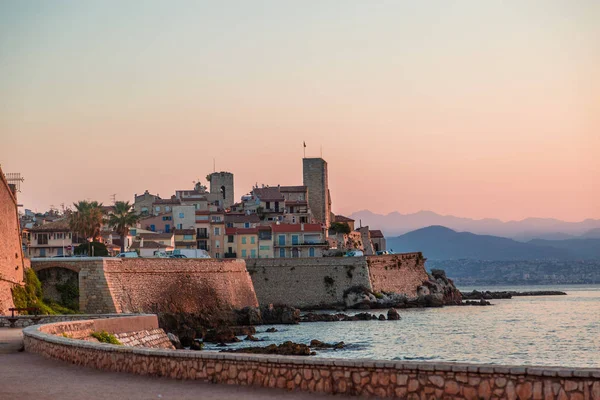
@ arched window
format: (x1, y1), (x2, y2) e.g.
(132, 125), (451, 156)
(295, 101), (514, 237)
(309, 247), (315, 257)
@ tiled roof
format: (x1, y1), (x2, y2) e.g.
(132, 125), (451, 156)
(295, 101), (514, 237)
(271, 223), (323, 233)
(225, 227), (259, 235)
(224, 214), (260, 223)
(173, 229), (195, 235)
(279, 185), (307, 192)
(153, 198), (182, 205)
(369, 230), (384, 238)
(335, 215), (355, 223)
(29, 219), (71, 232)
(253, 187), (284, 201)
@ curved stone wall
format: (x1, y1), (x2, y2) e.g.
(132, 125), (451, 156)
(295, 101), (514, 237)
(24, 317), (600, 399)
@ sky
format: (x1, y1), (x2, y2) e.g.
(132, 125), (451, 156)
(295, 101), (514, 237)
(1, 0), (598, 222)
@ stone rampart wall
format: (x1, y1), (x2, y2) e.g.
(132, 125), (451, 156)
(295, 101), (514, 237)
(31, 258), (259, 314)
(0, 167), (25, 314)
(368, 253), (429, 297)
(0, 312), (139, 328)
(247, 254), (428, 308)
(246, 257), (371, 308)
(24, 316), (600, 399)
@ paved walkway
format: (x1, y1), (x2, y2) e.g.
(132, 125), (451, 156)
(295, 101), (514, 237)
(0, 329), (329, 400)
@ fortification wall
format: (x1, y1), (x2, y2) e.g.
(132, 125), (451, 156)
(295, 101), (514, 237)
(24, 317), (600, 399)
(247, 257), (371, 308)
(247, 254), (429, 308)
(368, 253), (429, 297)
(31, 258), (259, 315)
(0, 168), (25, 314)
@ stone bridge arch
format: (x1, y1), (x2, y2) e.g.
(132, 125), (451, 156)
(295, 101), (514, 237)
(31, 260), (83, 311)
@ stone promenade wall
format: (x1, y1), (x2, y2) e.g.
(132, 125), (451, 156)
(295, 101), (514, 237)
(0, 312), (139, 328)
(246, 257), (372, 308)
(247, 254), (428, 308)
(368, 254), (429, 298)
(24, 316), (600, 399)
(37, 314), (173, 349)
(31, 258), (259, 314)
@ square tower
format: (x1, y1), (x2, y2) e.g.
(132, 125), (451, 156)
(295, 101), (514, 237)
(303, 158), (331, 228)
(208, 172), (234, 210)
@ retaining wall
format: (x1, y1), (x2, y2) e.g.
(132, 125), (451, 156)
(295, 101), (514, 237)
(31, 258), (259, 314)
(24, 316), (600, 399)
(0, 313), (139, 328)
(247, 254), (428, 308)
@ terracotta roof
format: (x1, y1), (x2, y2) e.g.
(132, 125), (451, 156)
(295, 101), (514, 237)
(129, 240), (170, 249)
(174, 229), (195, 235)
(224, 214), (260, 223)
(29, 219), (71, 232)
(335, 215), (355, 223)
(369, 230), (384, 238)
(138, 232), (173, 239)
(271, 223), (323, 233)
(225, 227), (259, 235)
(279, 185), (307, 193)
(253, 187), (284, 201)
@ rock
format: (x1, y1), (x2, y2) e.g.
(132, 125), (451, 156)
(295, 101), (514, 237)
(190, 340), (204, 351)
(244, 335), (262, 342)
(216, 342), (227, 347)
(167, 332), (182, 349)
(265, 327), (278, 333)
(236, 306), (263, 325)
(260, 304), (300, 325)
(309, 339), (345, 349)
(221, 341), (312, 356)
(378, 314), (386, 320)
(203, 327), (242, 343)
(301, 313), (344, 322)
(231, 326), (256, 336)
(387, 308), (400, 320)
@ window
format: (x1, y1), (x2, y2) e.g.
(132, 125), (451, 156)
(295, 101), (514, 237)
(214, 227), (221, 236)
(241, 249), (247, 258)
(184, 234), (193, 240)
(215, 252), (221, 259)
(278, 235), (285, 246)
(309, 247), (315, 257)
(141, 207), (148, 213)
(215, 240), (220, 249)
(279, 248), (285, 258)
(155, 206), (161, 212)
(226, 222), (233, 228)
(150, 224), (156, 231)
(244, 222), (250, 228)
(241, 237), (247, 244)
(292, 235), (299, 245)
(39, 248), (46, 257)
(130, 229), (137, 236)
(179, 212), (184, 218)
(251, 249), (256, 258)
(250, 236), (255, 244)
(55, 232), (64, 240)
(38, 233), (48, 245)
(165, 224), (170, 233)
(227, 235), (234, 243)
(259, 245), (270, 250)
(165, 206), (171, 212)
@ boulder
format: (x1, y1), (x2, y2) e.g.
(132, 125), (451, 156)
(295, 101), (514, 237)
(190, 340), (204, 351)
(203, 327), (241, 343)
(231, 326), (256, 336)
(309, 339), (345, 349)
(387, 308), (400, 320)
(244, 335), (262, 342)
(265, 327), (278, 333)
(236, 306), (263, 326)
(260, 304), (300, 325)
(222, 341), (312, 356)
(167, 333), (182, 349)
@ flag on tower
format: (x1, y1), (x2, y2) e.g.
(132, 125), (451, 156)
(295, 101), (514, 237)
(303, 141), (306, 148)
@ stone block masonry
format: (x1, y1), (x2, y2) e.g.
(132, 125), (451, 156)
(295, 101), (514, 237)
(247, 253), (428, 308)
(31, 258), (259, 314)
(24, 316), (600, 399)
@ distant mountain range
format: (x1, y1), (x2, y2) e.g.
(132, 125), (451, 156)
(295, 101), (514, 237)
(349, 210), (600, 241)
(386, 226), (600, 261)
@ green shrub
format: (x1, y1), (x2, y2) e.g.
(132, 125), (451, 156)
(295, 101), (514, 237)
(55, 278), (79, 311)
(374, 292), (384, 299)
(74, 241), (108, 256)
(91, 330), (122, 345)
(12, 268), (77, 315)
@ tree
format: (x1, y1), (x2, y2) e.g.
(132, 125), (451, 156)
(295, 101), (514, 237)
(330, 222), (351, 235)
(69, 200), (105, 255)
(107, 201), (140, 253)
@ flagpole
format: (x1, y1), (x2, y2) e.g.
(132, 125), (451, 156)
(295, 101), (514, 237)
(303, 141), (306, 158)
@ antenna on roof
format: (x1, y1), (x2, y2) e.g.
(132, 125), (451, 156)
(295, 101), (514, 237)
(110, 193), (117, 204)
(213, 158), (216, 173)
(4, 172), (24, 192)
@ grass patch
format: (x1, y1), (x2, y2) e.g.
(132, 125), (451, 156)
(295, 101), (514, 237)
(91, 330), (122, 345)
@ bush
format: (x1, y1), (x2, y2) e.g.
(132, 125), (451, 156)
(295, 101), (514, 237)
(91, 330), (122, 345)
(12, 268), (77, 315)
(74, 241), (108, 257)
(329, 222), (351, 235)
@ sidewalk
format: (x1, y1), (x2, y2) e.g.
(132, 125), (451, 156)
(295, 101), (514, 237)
(0, 328), (329, 400)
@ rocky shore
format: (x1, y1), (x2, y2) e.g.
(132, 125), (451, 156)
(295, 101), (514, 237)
(461, 290), (567, 300)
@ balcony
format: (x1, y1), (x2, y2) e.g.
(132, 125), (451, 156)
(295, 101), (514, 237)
(197, 233), (209, 239)
(224, 252), (237, 258)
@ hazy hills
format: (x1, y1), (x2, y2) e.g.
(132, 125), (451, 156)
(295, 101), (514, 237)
(350, 210), (600, 241)
(386, 226), (600, 261)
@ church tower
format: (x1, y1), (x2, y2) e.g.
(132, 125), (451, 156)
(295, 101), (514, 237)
(302, 158), (331, 228)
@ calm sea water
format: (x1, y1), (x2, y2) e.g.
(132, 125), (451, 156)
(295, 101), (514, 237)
(205, 285), (600, 368)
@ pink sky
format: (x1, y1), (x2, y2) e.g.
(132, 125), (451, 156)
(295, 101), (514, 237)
(1, 1), (598, 221)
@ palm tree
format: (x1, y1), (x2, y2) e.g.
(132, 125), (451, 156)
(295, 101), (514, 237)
(107, 201), (140, 253)
(69, 200), (105, 255)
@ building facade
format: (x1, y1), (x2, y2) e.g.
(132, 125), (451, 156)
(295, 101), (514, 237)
(302, 158), (331, 229)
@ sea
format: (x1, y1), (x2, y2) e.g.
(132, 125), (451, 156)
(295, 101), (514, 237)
(204, 285), (600, 368)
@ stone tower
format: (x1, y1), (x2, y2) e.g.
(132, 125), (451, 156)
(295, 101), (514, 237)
(303, 158), (331, 228)
(208, 172), (234, 209)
